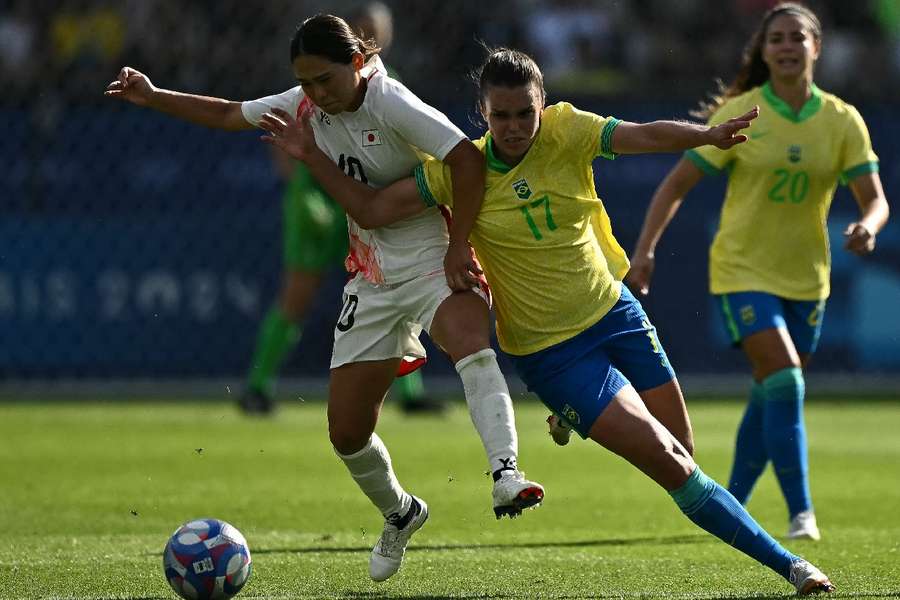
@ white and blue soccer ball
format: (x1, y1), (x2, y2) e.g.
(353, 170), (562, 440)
(163, 518), (252, 600)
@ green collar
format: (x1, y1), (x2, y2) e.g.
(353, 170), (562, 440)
(485, 133), (512, 174)
(761, 81), (823, 123)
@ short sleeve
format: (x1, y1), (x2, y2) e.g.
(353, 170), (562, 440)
(548, 103), (614, 162)
(240, 87), (303, 127)
(839, 105), (879, 184)
(414, 158), (453, 208)
(377, 80), (466, 161)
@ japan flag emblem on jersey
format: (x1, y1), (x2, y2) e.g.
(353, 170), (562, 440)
(362, 129), (383, 147)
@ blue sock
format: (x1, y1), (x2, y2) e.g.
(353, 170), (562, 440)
(728, 382), (768, 504)
(762, 367), (812, 518)
(670, 467), (796, 580)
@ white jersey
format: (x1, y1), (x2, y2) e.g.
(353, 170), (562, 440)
(241, 56), (466, 285)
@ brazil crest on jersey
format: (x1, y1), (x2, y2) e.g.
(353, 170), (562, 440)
(686, 83), (879, 300)
(415, 102), (629, 355)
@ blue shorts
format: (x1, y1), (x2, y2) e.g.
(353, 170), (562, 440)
(509, 286), (675, 439)
(715, 291), (826, 355)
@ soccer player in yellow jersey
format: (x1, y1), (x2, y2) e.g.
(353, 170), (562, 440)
(108, 15), (547, 583)
(259, 46), (833, 596)
(629, 2), (890, 543)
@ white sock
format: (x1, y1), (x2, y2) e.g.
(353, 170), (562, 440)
(455, 348), (519, 475)
(335, 433), (411, 518)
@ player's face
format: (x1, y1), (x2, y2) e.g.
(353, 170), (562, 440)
(482, 83), (543, 166)
(293, 53), (365, 114)
(762, 14), (820, 81)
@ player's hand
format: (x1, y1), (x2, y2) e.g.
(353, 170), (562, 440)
(707, 106), (759, 150)
(444, 239), (482, 291)
(844, 222), (876, 255)
(259, 107), (318, 161)
(104, 67), (156, 106)
(625, 252), (655, 296)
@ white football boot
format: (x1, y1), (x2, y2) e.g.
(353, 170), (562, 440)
(492, 470), (544, 519)
(547, 414), (573, 446)
(369, 495), (428, 582)
(787, 510), (821, 541)
(789, 558), (834, 595)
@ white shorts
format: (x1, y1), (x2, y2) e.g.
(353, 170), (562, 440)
(330, 270), (489, 370)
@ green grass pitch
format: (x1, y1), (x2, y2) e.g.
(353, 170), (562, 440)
(1, 396), (899, 599)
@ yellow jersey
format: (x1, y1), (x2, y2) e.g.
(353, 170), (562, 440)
(687, 82), (878, 300)
(415, 102), (629, 355)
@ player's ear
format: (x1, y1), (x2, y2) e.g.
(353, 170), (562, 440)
(352, 52), (366, 71)
(810, 37), (822, 61)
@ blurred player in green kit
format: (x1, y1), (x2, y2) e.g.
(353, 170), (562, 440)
(240, 2), (441, 415)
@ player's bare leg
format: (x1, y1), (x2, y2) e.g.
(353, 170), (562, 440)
(430, 291), (544, 518)
(551, 378), (695, 453)
(328, 359), (428, 581)
(587, 385), (831, 594)
(282, 271), (324, 317)
(328, 359), (397, 454)
(429, 291), (492, 364)
(588, 385), (694, 489)
(241, 270), (323, 414)
(638, 379), (694, 456)
(742, 327), (800, 382)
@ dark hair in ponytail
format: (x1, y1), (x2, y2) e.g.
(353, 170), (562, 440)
(473, 46), (546, 112)
(693, 2), (821, 119)
(290, 13), (380, 64)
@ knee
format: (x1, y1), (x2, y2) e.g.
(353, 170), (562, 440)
(444, 331), (491, 364)
(280, 275), (319, 321)
(753, 360), (802, 382)
(281, 306), (304, 322)
(681, 433), (695, 458)
(329, 425), (368, 456)
(280, 291), (308, 322)
(667, 457), (697, 491)
(661, 445), (697, 491)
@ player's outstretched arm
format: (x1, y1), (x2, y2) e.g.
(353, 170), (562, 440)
(612, 107), (759, 154)
(626, 158), (704, 296)
(260, 108), (425, 228)
(845, 172), (890, 255)
(104, 67), (251, 131)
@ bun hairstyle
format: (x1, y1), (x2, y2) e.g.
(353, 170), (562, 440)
(473, 47), (546, 112)
(290, 13), (380, 64)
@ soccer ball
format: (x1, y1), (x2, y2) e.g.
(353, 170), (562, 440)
(163, 518), (252, 600)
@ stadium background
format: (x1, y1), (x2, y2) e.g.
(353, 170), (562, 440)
(1, 0), (898, 397)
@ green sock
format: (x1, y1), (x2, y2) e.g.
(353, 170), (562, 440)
(247, 307), (300, 395)
(394, 369), (425, 405)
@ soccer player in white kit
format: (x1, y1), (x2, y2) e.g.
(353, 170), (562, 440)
(105, 13), (544, 581)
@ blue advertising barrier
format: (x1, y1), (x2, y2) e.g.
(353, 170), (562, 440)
(1, 102), (897, 378)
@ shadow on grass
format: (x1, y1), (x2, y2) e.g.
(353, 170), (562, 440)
(824, 594), (900, 599)
(336, 592), (900, 600)
(693, 595), (900, 600)
(336, 593), (774, 600)
(95, 590), (900, 600)
(249, 533), (713, 555)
